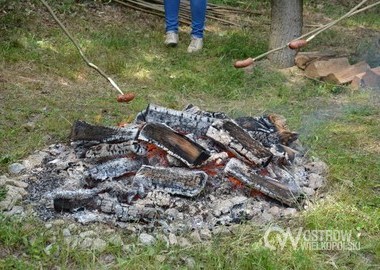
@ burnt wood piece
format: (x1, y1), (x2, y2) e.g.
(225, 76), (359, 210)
(224, 158), (302, 206)
(85, 157), (144, 182)
(235, 116), (280, 146)
(133, 165), (208, 197)
(136, 104), (220, 137)
(183, 104), (229, 119)
(52, 188), (105, 212)
(70, 120), (141, 143)
(206, 120), (272, 166)
(266, 114), (299, 146)
(235, 115), (298, 147)
(138, 122), (210, 167)
(99, 196), (163, 222)
(53, 191), (161, 221)
(85, 141), (148, 159)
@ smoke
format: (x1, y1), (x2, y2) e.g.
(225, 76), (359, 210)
(354, 36), (380, 68)
(298, 88), (380, 141)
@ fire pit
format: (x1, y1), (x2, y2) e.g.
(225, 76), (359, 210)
(15, 104), (327, 234)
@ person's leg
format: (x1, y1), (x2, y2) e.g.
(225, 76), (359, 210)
(190, 0), (207, 38)
(164, 0), (180, 34)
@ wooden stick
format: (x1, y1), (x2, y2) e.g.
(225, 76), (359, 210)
(305, 0), (370, 42)
(40, 0), (124, 95)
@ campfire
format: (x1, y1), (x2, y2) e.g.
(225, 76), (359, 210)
(23, 104), (327, 233)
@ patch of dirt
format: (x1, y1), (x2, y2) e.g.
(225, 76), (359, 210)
(0, 246), (10, 259)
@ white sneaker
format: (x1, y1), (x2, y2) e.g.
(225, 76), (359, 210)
(165, 32), (178, 47)
(187, 36), (203, 53)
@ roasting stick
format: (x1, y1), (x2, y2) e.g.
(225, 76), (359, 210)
(40, 0), (134, 102)
(303, 0), (379, 44)
(234, 0), (378, 68)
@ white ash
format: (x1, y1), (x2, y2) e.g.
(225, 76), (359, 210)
(0, 106), (329, 235)
(0, 142), (327, 234)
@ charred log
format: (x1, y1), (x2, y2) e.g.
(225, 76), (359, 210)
(85, 157), (144, 184)
(224, 158), (302, 206)
(71, 120), (142, 144)
(85, 141), (148, 159)
(52, 188), (105, 212)
(235, 115), (298, 147)
(183, 104), (229, 119)
(206, 120), (273, 166)
(136, 104), (219, 137)
(53, 190), (162, 222)
(133, 165), (208, 197)
(138, 122), (210, 167)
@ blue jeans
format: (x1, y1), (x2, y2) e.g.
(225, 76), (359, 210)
(164, 0), (207, 38)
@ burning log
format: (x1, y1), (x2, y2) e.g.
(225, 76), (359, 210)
(133, 165), (208, 197)
(138, 122), (210, 167)
(224, 158), (302, 206)
(206, 120), (273, 166)
(234, 115), (298, 147)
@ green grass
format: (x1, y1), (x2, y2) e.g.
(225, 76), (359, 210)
(0, 187), (6, 202)
(0, 1), (379, 269)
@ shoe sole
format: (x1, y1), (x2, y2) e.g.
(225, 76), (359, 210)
(166, 43), (178, 47)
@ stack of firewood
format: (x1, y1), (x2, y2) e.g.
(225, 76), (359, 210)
(295, 51), (380, 90)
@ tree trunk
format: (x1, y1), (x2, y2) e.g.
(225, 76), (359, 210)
(268, 0), (303, 68)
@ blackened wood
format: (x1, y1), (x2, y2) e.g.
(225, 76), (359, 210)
(53, 190), (161, 221)
(224, 158), (302, 206)
(183, 104), (229, 119)
(236, 115), (298, 147)
(235, 116), (279, 147)
(137, 104), (219, 137)
(70, 120), (141, 143)
(85, 141), (148, 159)
(133, 165), (208, 197)
(207, 120), (272, 166)
(99, 196), (163, 222)
(138, 122), (210, 167)
(52, 188), (102, 212)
